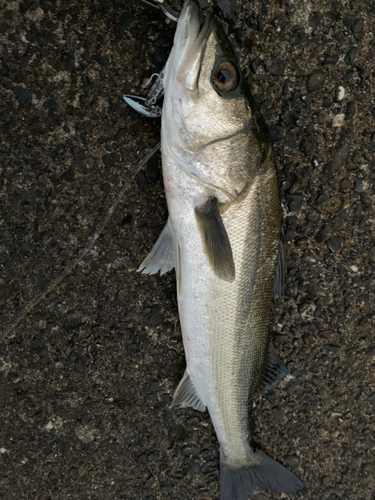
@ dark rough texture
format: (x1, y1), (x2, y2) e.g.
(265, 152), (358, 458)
(0, 1), (375, 499)
(270, 59), (285, 77)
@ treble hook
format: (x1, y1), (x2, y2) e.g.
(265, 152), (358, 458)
(123, 68), (165, 118)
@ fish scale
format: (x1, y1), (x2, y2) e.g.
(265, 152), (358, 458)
(173, 151), (280, 467)
(139, 1), (303, 497)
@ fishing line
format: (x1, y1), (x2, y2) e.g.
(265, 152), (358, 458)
(2, 141), (161, 339)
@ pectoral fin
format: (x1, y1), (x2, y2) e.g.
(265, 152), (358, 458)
(195, 197), (235, 282)
(137, 217), (174, 275)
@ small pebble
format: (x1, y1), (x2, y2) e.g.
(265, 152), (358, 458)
(326, 236), (342, 253)
(102, 183), (111, 194)
(307, 70), (325, 92)
(335, 86), (345, 102)
(144, 476), (155, 488)
(43, 98), (59, 111)
(322, 475), (332, 486)
(323, 54), (339, 65)
(287, 193), (303, 212)
(344, 46), (358, 64)
(358, 294), (370, 314)
(332, 114), (345, 127)
(332, 212), (347, 229)
(345, 102), (356, 120)
(315, 225), (327, 243)
(250, 56), (262, 74)
(270, 59), (285, 76)
(353, 179), (363, 192)
(182, 446), (200, 456)
(295, 237), (308, 247)
(298, 302), (310, 314)
(14, 86), (32, 107)
(284, 454), (300, 468)
(148, 452), (159, 462)
(148, 305), (162, 326)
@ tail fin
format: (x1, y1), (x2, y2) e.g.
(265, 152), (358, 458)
(220, 450), (303, 500)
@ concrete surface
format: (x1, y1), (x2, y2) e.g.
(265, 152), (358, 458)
(0, 0), (375, 499)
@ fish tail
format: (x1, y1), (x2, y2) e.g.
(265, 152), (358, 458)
(220, 450), (303, 500)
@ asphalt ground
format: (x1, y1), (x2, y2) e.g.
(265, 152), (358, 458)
(0, 0), (375, 499)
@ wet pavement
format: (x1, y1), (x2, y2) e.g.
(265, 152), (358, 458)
(0, 0), (375, 499)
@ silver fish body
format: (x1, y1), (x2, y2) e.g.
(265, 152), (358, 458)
(139, 1), (303, 498)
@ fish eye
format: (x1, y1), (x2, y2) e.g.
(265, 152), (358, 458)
(212, 61), (238, 92)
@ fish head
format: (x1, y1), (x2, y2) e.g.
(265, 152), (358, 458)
(162, 0), (261, 201)
(163, 0), (253, 140)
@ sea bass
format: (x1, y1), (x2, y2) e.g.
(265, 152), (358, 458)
(139, 1), (303, 498)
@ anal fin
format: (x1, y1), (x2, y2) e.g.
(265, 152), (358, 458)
(259, 342), (290, 392)
(138, 217), (174, 275)
(170, 371), (206, 412)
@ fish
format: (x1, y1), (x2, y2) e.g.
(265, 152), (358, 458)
(138, 1), (304, 498)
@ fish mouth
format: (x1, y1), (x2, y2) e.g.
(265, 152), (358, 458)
(174, 0), (214, 91)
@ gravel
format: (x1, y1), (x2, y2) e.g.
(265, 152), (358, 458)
(0, 0), (375, 499)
